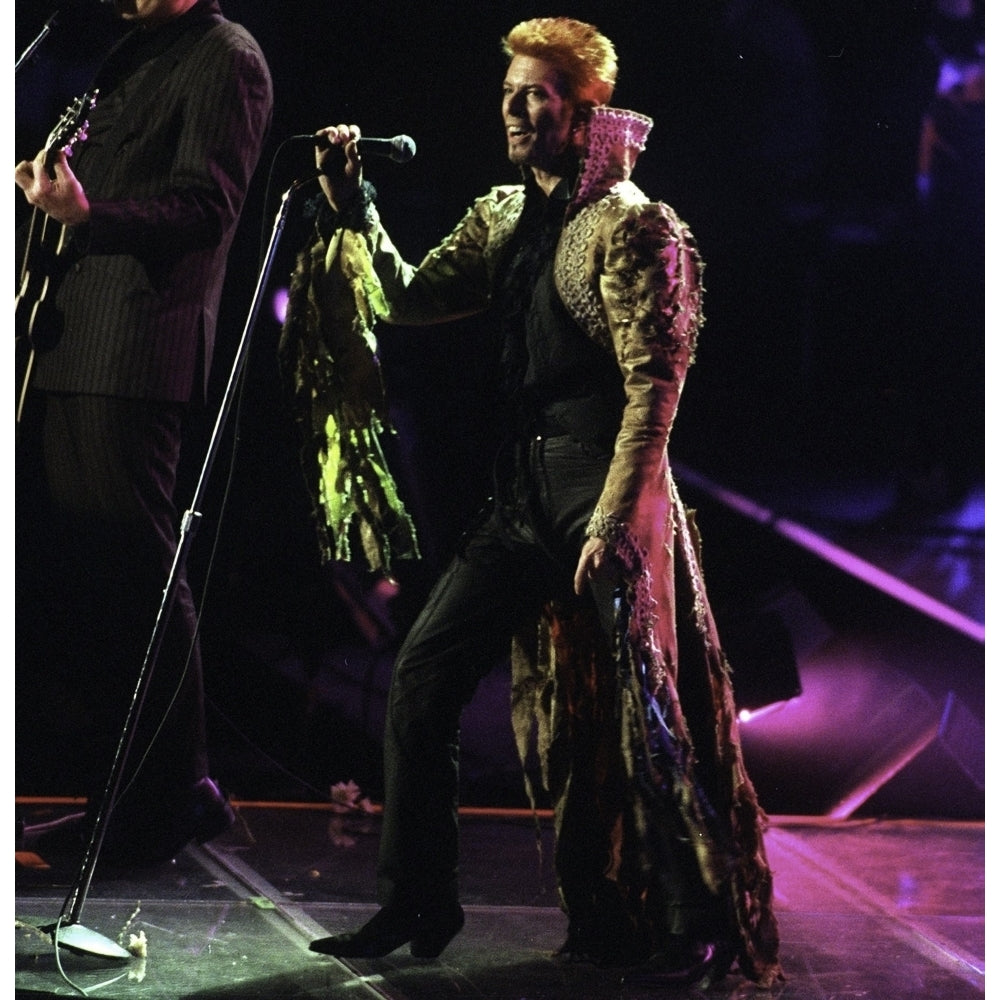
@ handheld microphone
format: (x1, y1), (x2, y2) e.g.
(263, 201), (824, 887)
(289, 133), (417, 164)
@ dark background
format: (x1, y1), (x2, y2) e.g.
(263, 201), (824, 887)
(13, 0), (985, 808)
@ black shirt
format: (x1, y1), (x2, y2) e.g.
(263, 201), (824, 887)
(497, 178), (624, 451)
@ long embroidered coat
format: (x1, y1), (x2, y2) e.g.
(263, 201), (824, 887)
(279, 106), (782, 987)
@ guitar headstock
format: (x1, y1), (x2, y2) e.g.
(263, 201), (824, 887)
(44, 90), (100, 166)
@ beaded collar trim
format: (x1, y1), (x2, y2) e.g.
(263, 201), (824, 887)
(575, 106), (654, 205)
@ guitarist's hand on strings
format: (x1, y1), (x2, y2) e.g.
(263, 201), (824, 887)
(14, 147), (90, 228)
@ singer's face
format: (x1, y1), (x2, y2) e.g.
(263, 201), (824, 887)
(502, 55), (576, 171)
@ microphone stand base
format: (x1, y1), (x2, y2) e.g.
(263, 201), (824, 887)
(36, 919), (132, 960)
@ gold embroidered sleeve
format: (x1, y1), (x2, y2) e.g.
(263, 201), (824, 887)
(364, 186), (523, 326)
(587, 202), (704, 549)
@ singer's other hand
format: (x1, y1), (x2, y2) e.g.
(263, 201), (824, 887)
(315, 124), (362, 212)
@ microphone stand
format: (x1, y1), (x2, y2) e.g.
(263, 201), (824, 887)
(24, 175), (315, 961)
(15, 9), (62, 76)
(15, 1), (112, 76)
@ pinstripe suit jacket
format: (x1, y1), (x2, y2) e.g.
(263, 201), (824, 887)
(35, 0), (273, 403)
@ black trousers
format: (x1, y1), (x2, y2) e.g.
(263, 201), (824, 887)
(16, 391), (208, 807)
(376, 433), (616, 908)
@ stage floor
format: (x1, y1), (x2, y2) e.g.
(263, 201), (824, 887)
(14, 460), (985, 998)
(14, 801), (984, 999)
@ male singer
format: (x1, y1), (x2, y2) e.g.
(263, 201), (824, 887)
(282, 15), (781, 989)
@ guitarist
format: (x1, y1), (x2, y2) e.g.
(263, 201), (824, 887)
(14, 0), (272, 866)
